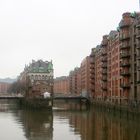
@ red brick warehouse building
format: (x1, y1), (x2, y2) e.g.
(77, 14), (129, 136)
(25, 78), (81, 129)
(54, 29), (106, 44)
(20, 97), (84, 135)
(54, 76), (70, 94)
(0, 82), (11, 93)
(54, 12), (140, 106)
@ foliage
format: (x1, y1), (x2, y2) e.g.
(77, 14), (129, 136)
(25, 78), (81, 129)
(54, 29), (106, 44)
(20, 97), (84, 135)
(8, 80), (26, 94)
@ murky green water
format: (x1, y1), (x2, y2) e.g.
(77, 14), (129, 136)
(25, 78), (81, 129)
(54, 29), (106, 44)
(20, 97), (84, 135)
(0, 99), (140, 140)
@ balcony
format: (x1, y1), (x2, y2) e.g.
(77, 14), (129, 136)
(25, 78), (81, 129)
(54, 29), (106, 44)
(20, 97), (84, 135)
(119, 20), (130, 28)
(120, 44), (130, 49)
(102, 70), (107, 75)
(120, 83), (130, 88)
(119, 34), (130, 41)
(136, 34), (140, 39)
(137, 66), (140, 71)
(137, 55), (140, 60)
(136, 29), (140, 38)
(90, 79), (95, 84)
(137, 44), (140, 49)
(102, 63), (107, 68)
(90, 76), (95, 80)
(136, 50), (140, 60)
(120, 71), (130, 76)
(90, 64), (94, 68)
(136, 23), (140, 28)
(102, 76), (107, 81)
(101, 38), (108, 46)
(136, 17), (140, 26)
(101, 86), (107, 91)
(101, 57), (107, 62)
(90, 53), (95, 57)
(120, 62), (130, 67)
(90, 71), (95, 74)
(90, 61), (95, 64)
(102, 51), (107, 56)
(120, 52), (130, 58)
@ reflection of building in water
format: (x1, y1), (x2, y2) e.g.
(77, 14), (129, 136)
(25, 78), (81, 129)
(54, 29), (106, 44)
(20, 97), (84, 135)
(53, 100), (88, 111)
(0, 100), (19, 111)
(54, 104), (140, 140)
(16, 110), (53, 140)
(71, 109), (140, 140)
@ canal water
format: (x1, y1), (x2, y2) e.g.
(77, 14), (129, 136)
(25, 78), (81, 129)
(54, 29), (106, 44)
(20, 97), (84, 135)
(0, 99), (140, 140)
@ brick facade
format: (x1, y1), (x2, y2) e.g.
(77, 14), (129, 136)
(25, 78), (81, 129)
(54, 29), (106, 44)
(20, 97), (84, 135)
(54, 76), (70, 94)
(54, 12), (140, 106)
(0, 82), (11, 93)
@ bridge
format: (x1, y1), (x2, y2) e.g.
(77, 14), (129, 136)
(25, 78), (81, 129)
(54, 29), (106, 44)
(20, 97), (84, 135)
(54, 95), (90, 100)
(0, 94), (91, 101)
(0, 94), (91, 108)
(53, 94), (91, 104)
(0, 94), (23, 99)
(53, 94), (91, 110)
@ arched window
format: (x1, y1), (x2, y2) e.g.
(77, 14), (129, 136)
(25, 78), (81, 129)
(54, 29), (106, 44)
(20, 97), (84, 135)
(42, 75), (45, 80)
(45, 75), (48, 80)
(35, 75), (38, 80)
(31, 75), (34, 80)
(38, 75), (41, 80)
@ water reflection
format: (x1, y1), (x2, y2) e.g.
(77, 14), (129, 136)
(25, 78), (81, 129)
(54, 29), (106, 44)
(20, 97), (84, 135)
(91, 108), (140, 140)
(0, 99), (19, 111)
(0, 100), (140, 140)
(17, 110), (53, 140)
(53, 100), (89, 111)
(53, 102), (140, 140)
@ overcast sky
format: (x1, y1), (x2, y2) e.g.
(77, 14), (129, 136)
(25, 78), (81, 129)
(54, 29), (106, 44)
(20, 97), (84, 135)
(0, 0), (138, 78)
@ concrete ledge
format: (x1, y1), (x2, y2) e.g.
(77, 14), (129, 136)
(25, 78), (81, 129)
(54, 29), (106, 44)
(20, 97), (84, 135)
(92, 100), (140, 115)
